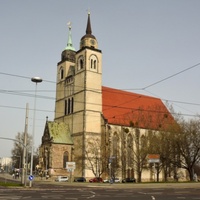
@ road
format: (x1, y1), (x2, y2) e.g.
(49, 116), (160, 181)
(0, 186), (200, 200)
(0, 174), (200, 199)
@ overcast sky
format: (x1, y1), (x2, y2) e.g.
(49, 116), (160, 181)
(1, 0), (200, 157)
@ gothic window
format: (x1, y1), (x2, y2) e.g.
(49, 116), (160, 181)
(68, 98), (71, 114)
(112, 133), (120, 175)
(80, 59), (83, 69)
(90, 55), (98, 72)
(64, 97), (74, 115)
(65, 100), (67, 115)
(91, 59), (93, 69)
(66, 76), (73, 84)
(113, 133), (119, 160)
(65, 83), (74, 97)
(60, 68), (64, 79)
(94, 60), (97, 70)
(78, 56), (84, 71)
(63, 151), (69, 168)
(127, 134), (133, 168)
(69, 84), (74, 95)
(71, 97), (74, 113)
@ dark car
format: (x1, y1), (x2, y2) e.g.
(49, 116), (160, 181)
(89, 177), (103, 183)
(122, 177), (136, 183)
(74, 177), (86, 182)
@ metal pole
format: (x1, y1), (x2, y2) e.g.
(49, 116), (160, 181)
(29, 83), (37, 187)
(22, 103), (28, 186)
(29, 77), (42, 187)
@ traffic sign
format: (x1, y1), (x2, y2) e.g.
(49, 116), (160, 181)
(147, 154), (160, 163)
(29, 175), (34, 181)
(66, 162), (76, 170)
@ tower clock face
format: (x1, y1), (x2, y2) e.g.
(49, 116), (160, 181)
(90, 39), (95, 45)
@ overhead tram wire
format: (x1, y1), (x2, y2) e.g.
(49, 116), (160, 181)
(122, 62), (200, 111)
(1, 61), (200, 91)
(1, 61), (200, 99)
(0, 83), (200, 114)
(142, 62), (200, 90)
(1, 62), (200, 115)
(0, 72), (55, 84)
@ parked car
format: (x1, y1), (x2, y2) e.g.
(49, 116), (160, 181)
(103, 179), (109, 183)
(55, 176), (68, 182)
(103, 177), (121, 183)
(89, 177), (103, 183)
(113, 177), (120, 183)
(74, 177), (86, 182)
(122, 177), (136, 183)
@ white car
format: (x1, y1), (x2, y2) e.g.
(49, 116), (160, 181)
(114, 178), (120, 183)
(55, 176), (68, 182)
(103, 178), (120, 183)
(103, 179), (109, 183)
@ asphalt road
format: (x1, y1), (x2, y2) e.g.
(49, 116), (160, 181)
(0, 186), (200, 200)
(0, 174), (200, 199)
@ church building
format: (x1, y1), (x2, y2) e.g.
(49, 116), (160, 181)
(39, 13), (174, 181)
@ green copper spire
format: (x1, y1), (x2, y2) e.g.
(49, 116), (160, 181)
(65, 22), (75, 51)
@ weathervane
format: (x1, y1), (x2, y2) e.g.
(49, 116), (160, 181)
(67, 21), (72, 29)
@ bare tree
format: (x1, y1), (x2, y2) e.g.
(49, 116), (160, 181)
(127, 104), (174, 182)
(11, 132), (39, 172)
(84, 137), (108, 178)
(175, 118), (200, 181)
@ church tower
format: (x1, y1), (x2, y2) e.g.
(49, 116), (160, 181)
(55, 21), (76, 122)
(55, 12), (102, 177)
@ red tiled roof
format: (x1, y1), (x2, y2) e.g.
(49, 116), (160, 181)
(102, 86), (174, 130)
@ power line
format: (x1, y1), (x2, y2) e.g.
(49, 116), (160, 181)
(0, 83), (200, 118)
(144, 62), (200, 90)
(0, 61), (200, 117)
(0, 72), (55, 84)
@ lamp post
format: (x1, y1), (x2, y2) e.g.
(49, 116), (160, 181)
(22, 103), (29, 186)
(29, 77), (42, 187)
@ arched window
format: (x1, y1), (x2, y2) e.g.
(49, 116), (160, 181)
(64, 98), (74, 115)
(65, 100), (68, 115)
(112, 133), (120, 176)
(63, 151), (69, 168)
(80, 59), (83, 69)
(94, 60), (96, 69)
(127, 134), (133, 168)
(91, 59), (93, 68)
(68, 98), (71, 114)
(78, 56), (84, 71)
(90, 55), (98, 71)
(71, 97), (74, 113)
(113, 134), (118, 155)
(60, 68), (64, 79)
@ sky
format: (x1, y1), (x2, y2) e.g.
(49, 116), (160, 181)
(1, 0), (200, 157)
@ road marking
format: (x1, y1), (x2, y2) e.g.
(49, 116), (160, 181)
(87, 191), (95, 199)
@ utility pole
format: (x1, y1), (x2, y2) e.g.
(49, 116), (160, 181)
(22, 103), (29, 186)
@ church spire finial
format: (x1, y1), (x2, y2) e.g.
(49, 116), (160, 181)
(86, 11), (92, 35)
(65, 21), (75, 51)
(80, 11), (97, 49)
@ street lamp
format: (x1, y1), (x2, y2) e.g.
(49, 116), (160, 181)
(29, 77), (42, 187)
